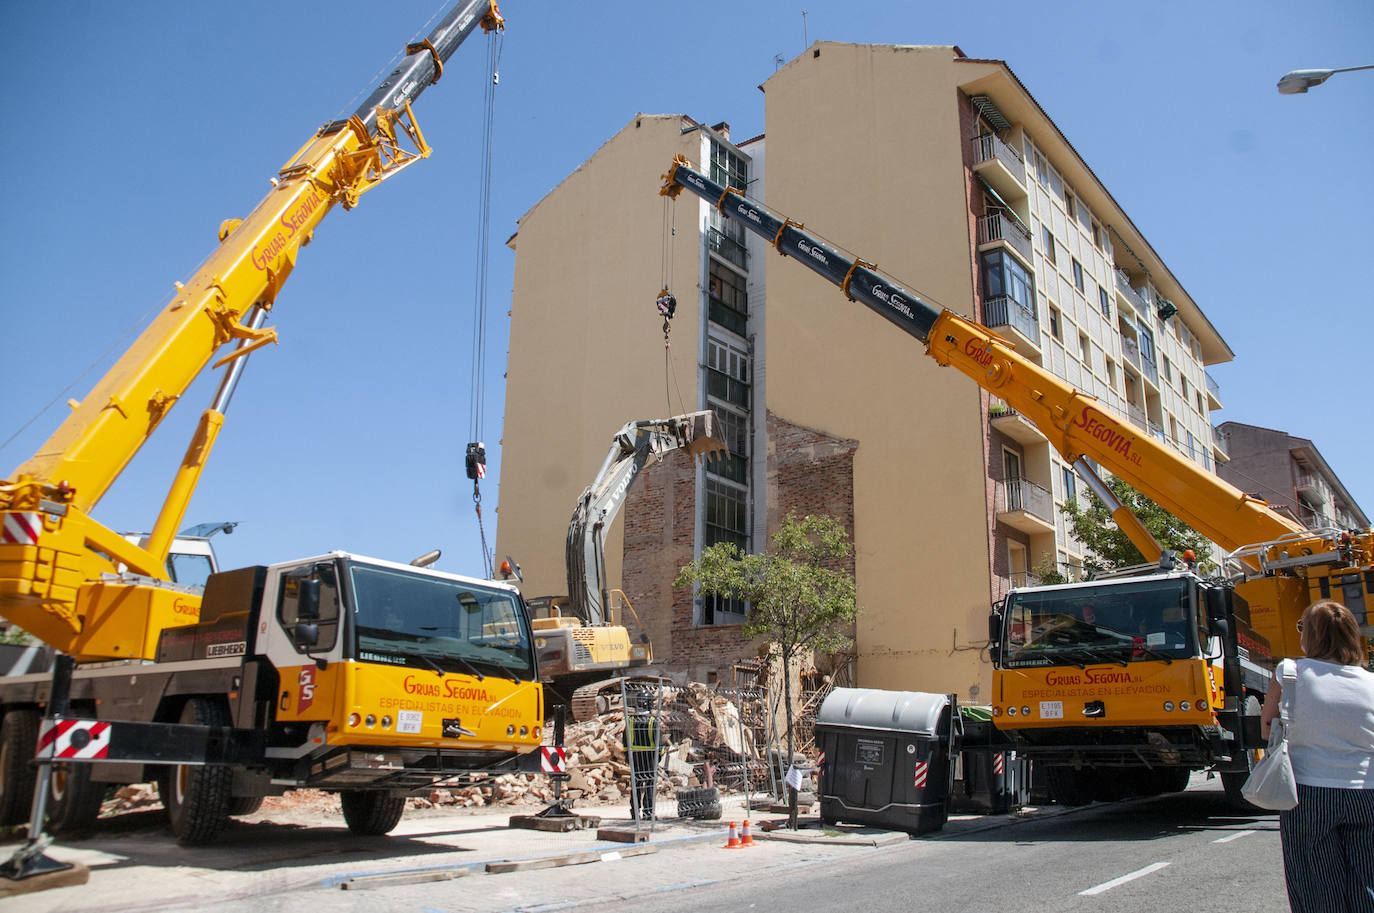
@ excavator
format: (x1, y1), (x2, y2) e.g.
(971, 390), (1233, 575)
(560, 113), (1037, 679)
(0, 1), (548, 853)
(529, 411), (725, 720)
(660, 154), (1372, 806)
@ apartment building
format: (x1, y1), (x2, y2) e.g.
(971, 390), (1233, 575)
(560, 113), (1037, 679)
(496, 43), (1233, 701)
(1215, 422), (1368, 532)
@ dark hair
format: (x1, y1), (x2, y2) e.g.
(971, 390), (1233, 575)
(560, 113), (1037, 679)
(1302, 600), (1365, 666)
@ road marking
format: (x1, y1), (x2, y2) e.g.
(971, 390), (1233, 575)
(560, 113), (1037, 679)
(1213, 829), (1256, 844)
(1079, 862), (1170, 896)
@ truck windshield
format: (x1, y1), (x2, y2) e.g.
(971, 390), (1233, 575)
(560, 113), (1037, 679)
(348, 564), (536, 681)
(1000, 577), (1195, 668)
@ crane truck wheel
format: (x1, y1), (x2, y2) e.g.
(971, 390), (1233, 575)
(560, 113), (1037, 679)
(1221, 694), (1267, 811)
(340, 791), (406, 835)
(228, 796), (265, 816)
(46, 761), (108, 835)
(0, 708), (41, 826)
(1046, 766), (1095, 806)
(158, 698), (233, 845)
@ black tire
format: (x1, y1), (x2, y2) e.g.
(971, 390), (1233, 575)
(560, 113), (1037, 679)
(1046, 766), (1095, 807)
(0, 709), (40, 827)
(46, 761), (108, 835)
(1154, 766), (1192, 794)
(228, 796), (264, 816)
(158, 698), (233, 845)
(340, 791), (406, 836)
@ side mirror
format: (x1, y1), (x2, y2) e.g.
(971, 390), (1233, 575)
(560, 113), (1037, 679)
(987, 612), (1002, 664)
(293, 622), (319, 649)
(297, 578), (321, 622)
(1204, 587), (1229, 636)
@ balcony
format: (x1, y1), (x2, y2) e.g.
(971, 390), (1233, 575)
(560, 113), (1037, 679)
(971, 133), (1027, 201)
(708, 227), (748, 270)
(977, 212), (1033, 265)
(1295, 471), (1327, 506)
(1115, 270), (1147, 317)
(983, 295), (1041, 352)
(1205, 370), (1223, 410)
(1126, 402), (1146, 430)
(989, 398), (1047, 446)
(995, 479), (1055, 535)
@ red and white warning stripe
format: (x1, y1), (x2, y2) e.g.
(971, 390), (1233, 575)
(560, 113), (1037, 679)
(1, 512), (41, 545)
(540, 746), (566, 774)
(37, 719), (112, 760)
(913, 760), (929, 789)
(993, 753), (1005, 776)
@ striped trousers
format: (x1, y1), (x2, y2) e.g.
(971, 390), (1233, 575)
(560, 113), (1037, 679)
(1280, 784), (1374, 912)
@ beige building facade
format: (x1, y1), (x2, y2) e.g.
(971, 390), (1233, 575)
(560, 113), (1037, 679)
(496, 44), (1233, 701)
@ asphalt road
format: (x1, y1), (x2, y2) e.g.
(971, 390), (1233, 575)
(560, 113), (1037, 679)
(4, 776), (1287, 913)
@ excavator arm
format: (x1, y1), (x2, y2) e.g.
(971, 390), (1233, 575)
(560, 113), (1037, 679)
(0, 0), (504, 657)
(566, 411), (724, 626)
(660, 156), (1303, 560)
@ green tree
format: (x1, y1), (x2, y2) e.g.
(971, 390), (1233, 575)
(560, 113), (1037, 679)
(1062, 475), (1213, 574)
(675, 513), (859, 829)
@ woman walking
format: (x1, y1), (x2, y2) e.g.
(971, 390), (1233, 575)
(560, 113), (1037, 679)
(1261, 599), (1374, 911)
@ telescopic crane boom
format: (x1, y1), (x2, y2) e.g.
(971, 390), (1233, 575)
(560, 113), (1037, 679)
(660, 156), (1304, 560)
(0, 0), (504, 659)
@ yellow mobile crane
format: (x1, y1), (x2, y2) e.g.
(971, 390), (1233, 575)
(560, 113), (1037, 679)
(660, 155), (1372, 806)
(0, 2), (548, 854)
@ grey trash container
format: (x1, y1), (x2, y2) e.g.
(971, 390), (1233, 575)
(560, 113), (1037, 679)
(815, 688), (960, 835)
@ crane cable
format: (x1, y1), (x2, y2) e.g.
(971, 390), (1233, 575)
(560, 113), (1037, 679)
(467, 27), (503, 579)
(658, 194), (689, 416)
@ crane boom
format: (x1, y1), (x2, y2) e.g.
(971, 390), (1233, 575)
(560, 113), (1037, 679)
(0, 1), (503, 657)
(660, 156), (1303, 557)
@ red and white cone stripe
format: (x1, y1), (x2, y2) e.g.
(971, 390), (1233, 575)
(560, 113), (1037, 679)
(37, 719), (112, 760)
(540, 746), (566, 773)
(913, 760), (929, 789)
(1, 512), (41, 545)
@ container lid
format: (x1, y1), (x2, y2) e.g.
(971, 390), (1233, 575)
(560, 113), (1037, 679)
(816, 687), (951, 736)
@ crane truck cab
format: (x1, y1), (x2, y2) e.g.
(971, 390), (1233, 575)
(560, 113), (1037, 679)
(988, 559), (1275, 805)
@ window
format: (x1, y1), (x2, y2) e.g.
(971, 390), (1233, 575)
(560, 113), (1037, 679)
(1041, 227), (1057, 266)
(709, 141), (747, 192)
(278, 563), (341, 654)
(708, 261), (747, 336)
(1098, 286), (1111, 318)
(981, 249), (1035, 314)
(1072, 258), (1085, 292)
(1138, 325), (1156, 364)
(1091, 221), (1103, 250)
(1196, 391), (1205, 414)
(1048, 304), (1062, 341)
(1105, 357), (1117, 389)
(1162, 356), (1173, 383)
(708, 210), (748, 269)
(707, 338), (750, 408)
(1078, 332), (1091, 367)
(706, 406), (749, 484)
(702, 478), (749, 624)
(1064, 191), (1077, 222)
(1061, 466), (1077, 505)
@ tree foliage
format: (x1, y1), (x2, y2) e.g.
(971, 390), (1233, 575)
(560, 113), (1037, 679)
(674, 513), (859, 827)
(1062, 475), (1213, 574)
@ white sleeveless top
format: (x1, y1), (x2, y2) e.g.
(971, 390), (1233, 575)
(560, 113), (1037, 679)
(1283, 657), (1374, 789)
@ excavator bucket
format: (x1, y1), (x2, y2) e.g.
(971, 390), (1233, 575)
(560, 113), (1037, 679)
(665, 411), (728, 463)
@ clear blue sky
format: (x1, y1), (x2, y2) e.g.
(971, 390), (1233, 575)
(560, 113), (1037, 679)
(1, 0), (1370, 577)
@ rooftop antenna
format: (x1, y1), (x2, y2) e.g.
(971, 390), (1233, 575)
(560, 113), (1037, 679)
(802, 10), (808, 49)
(775, 53), (785, 71)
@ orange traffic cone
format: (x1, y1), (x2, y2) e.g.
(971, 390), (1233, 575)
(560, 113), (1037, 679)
(739, 820), (755, 847)
(723, 821), (741, 849)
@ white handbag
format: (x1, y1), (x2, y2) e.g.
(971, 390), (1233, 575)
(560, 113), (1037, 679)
(1240, 659), (1299, 811)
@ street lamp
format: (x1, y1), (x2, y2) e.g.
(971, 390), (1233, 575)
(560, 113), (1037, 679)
(1277, 64), (1374, 94)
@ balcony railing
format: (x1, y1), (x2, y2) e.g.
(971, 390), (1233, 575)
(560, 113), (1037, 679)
(977, 212), (1033, 263)
(1126, 403), (1146, 429)
(1139, 352), (1159, 386)
(1115, 270), (1147, 316)
(1122, 337), (1141, 370)
(996, 478), (1054, 524)
(708, 227), (748, 269)
(983, 295), (1040, 347)
(1148, 421), (1166, 443)
(972, 133), (1026, 186)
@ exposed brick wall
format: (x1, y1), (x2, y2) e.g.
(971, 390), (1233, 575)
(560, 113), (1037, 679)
(619, 413), (859, 683)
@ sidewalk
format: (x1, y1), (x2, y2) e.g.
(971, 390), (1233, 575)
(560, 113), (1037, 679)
(1, 794), (1059, 912)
